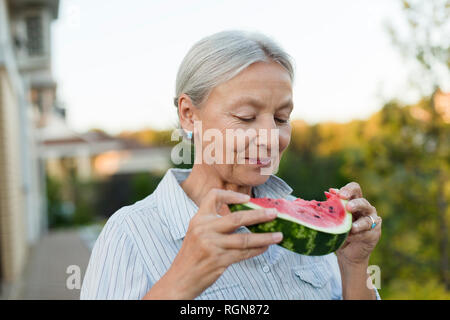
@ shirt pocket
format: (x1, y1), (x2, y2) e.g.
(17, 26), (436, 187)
(195, 282), (245, 300)
(290, 262), (334, 299)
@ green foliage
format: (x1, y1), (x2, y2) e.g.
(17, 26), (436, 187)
(385, 278), (450, 300)
(72, 178), (97, 226)
(276, 90), (450, 299)
(352, 98), (449, 296)
(46, 174), (71, 228)
(46, 173), (97, 228)
(277, 146), (350, 201)
(130, 172), (163, 204)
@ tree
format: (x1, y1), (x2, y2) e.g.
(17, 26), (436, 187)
(385, 0), (450, 96)
(389, 0), (450, 290)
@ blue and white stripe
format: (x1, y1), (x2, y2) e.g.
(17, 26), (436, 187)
(80, 168), (381, 300)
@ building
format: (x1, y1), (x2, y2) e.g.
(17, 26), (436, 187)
(0, 0), (173, 298)
(0, 0), (60, 297)
(39, 127), (172, 181)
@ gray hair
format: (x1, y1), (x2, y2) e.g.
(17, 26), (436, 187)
(173, 30), (295, 109)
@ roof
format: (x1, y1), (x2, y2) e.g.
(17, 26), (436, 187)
(9, 0), (60, 19)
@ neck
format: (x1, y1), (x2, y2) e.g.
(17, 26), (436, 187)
(180, 164), (252, 210)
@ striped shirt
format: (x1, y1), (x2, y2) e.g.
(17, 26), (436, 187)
(80, 168), (381, 300)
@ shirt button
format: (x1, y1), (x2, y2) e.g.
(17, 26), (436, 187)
(262, 265), (270, 273)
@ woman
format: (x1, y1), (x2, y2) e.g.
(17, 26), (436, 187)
(80, 30), (382, 300)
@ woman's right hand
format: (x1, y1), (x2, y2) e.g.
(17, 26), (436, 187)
(143, 188), (282, 300)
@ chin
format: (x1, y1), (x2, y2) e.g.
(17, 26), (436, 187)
(236, 165), (273, 186)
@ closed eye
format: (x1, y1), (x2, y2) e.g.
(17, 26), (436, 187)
(236, 116), (256, 122)
(275, 117), (289, 123)
(234, 116), (289, 123)
(236, 116), (288, 123)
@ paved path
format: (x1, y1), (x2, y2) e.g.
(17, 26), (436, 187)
(17, 229), (92, 300)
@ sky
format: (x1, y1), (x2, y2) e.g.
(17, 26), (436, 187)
(51, 0), (419, 135)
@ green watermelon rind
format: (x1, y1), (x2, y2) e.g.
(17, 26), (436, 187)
(228, 199), (352, 256)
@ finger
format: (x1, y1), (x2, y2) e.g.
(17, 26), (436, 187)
(329, 188), (339, 195)
(351, 215), (382, 234)
(221, 232), (283, 249)
(227, 246), (270, 264)
(346, 198), (376, 220)
(347, 223), (382, 243)
(339, 182), (363, 200)
(213, 208), (278, 233)
(199, 188), (250, 216)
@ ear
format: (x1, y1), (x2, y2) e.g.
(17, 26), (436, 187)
(177, 93), (199, 132)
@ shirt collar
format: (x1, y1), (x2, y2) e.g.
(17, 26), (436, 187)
(153, 168), (293, 240)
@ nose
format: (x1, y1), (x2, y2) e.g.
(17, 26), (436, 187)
(256, 115), (279, 158)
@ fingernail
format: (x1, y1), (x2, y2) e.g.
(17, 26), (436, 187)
(272, 232), (283, 242)
(352, 222), (359, 230)
(266, 208), (277, 218)
(341, 191), (350, 199)
(347, 202), (354, 210)
(240, 194), (250, 201)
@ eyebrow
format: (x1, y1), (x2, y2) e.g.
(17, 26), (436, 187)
(230, 96), (293, 111)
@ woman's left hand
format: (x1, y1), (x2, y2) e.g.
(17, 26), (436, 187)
(332, 182), (382, 266)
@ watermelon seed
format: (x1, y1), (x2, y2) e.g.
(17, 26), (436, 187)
(317, 203), (321, 206)
(329, 206), (334, 213)
(314, 215), (321, 219)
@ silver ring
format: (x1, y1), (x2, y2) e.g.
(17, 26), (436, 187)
(368, 215), (376, 229)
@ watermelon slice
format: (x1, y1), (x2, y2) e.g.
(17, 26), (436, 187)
(228, 190), (352, 256)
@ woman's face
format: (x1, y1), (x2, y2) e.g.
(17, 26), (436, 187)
(186, 61), (293, 186)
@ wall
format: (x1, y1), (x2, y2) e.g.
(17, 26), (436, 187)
(0, 66), (27, 283)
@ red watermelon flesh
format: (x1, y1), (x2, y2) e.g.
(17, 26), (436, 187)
(228, 188), (352, 255)
(249, 191), (346, 229)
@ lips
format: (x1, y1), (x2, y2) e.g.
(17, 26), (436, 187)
(245, 157), (272, 166)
